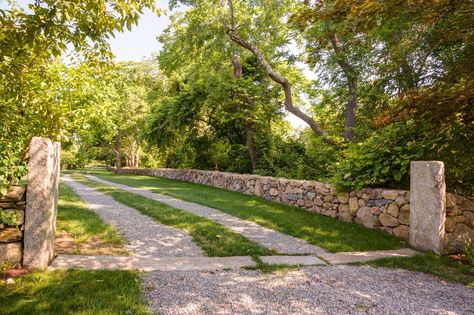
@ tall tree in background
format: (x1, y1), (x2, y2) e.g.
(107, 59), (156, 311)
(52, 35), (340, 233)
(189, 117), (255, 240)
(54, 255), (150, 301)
(220, 0), (335, 144)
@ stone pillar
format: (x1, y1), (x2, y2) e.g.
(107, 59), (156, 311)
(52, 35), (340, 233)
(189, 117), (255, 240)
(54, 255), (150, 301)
(23, 137), (60, 268)
(409, 161), (446, 254)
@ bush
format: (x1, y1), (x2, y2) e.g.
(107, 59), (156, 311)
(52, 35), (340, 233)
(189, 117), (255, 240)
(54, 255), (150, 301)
(331, 122), (429, 191)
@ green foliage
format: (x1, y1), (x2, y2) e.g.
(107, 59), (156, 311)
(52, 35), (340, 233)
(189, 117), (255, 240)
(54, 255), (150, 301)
(331, 123), (426, 191)
(0, 143), (28, 195)
(0, 210), (20, 227)
(0, 1), (157, 191)
(465, 242), (474, 266)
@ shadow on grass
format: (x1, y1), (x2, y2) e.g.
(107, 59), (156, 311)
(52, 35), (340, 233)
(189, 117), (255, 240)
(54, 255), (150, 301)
(0, 269), (150, 314)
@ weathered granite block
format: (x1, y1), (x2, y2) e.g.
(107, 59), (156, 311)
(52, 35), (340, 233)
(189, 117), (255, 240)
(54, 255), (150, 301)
(23, 137), (60, 268)
(409, 161), (445, 254)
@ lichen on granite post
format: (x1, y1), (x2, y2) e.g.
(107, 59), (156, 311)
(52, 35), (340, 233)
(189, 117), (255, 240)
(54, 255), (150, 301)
(409, 161), (446, 254)
(23, 137), (60, 268)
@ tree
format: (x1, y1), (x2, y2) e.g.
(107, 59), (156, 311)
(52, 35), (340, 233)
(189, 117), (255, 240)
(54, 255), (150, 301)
(0, 0), (157, 191)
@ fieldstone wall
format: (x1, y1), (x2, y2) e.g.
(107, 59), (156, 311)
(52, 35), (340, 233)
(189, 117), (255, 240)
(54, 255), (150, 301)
(445, 193), (474, 253)
(116, 168), (411, 241)
(116, 167), (473, 254)
(0, 186), (26, 266)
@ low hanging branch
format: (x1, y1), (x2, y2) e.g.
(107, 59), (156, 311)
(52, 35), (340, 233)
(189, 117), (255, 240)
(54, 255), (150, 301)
(224, 17), (334, 144)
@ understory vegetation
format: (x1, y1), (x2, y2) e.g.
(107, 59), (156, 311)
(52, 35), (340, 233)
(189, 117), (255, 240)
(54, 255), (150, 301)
(1, 0), (472, 196)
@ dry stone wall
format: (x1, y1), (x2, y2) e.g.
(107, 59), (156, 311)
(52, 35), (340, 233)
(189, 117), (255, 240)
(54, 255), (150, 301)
(445, 193), (474, 253)
(0, 185), (26, 266)
(117, 167), (473, 254)
(117, 168), (411, 241)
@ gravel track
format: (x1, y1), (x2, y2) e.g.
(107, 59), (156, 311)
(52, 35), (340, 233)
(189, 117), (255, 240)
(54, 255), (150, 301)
(62, 176), (203, 258)
(86, 175), (327, 255)
(144, 265), (474, 315)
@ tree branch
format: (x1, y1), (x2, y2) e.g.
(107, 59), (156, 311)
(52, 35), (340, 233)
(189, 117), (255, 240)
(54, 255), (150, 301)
(226, 28), (334, 144)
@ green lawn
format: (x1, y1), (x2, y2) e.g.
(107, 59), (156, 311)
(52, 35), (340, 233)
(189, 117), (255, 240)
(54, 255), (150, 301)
(87, 169), (405, 252)
(72, 173), (275, 257)
(0, 269), (150, 314)
(359, 252), (474, 287)
(57, 183), (127, 255)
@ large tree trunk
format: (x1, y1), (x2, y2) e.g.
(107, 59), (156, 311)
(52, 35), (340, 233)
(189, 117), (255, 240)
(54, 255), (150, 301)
(227, 0), (259, 172)
(224, 0), (334, 145)
(330, 35), (358, 142)
(124, 140), (139, 168)
(114, 133), (121, 174)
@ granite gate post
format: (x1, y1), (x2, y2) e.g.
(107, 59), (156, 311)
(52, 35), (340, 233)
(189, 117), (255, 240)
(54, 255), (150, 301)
(23, 137), (61, 268)
(409, 161), (446, 255)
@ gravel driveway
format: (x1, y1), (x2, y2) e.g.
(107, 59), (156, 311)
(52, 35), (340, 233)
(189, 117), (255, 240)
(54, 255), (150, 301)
(86, 175), (327, 255)
(62, 175), (203, 257)
(144, 265), (474, 315)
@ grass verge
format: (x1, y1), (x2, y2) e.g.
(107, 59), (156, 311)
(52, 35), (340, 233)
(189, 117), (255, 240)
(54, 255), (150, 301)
(89, 169), (405, 252)
(0, 269), (150, 314)
(57, 183), (127, 255)
(72, 173), (275, 257)
(356, 252), (474, 287)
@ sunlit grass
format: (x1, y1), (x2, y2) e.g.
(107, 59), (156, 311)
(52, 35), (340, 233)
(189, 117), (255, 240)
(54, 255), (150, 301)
(88, 169), (406, 252)
(57, 183), (126, 250)
(0, 269), (150, 314)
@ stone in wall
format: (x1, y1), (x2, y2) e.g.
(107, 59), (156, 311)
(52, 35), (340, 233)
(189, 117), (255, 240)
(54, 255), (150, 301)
(0, 243), (22, 266)
(0, 185), (26, 266)
(0, 228), (22, 242)
(393, 225), (409, 240)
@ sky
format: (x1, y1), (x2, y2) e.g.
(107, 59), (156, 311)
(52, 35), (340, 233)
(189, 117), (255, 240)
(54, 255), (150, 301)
(109, 0), (172, 61)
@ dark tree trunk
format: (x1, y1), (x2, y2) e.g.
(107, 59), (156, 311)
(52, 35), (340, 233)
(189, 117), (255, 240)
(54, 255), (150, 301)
(330, 35), (358, 142)
(246, 121), (258, 171)
(344, 83), (357, 141)
(114, 133), (121, 174)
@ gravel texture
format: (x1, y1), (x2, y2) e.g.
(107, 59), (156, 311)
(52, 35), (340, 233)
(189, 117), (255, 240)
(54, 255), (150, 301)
(62, 176), (203, 258)
(144, 265), (474, 315)
(87, 175), (327, 255)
